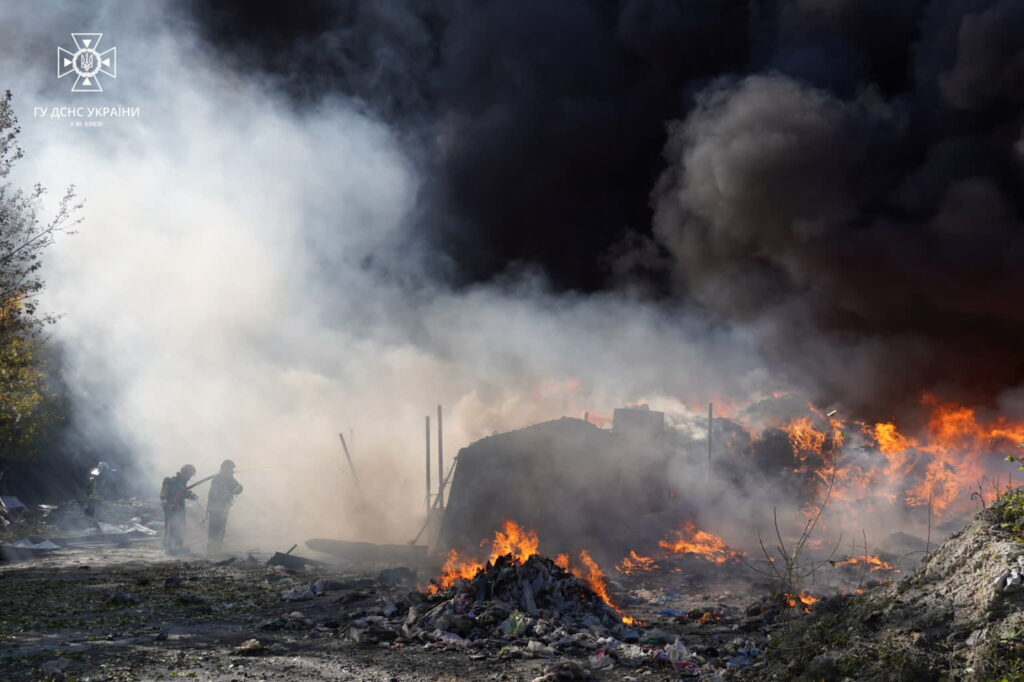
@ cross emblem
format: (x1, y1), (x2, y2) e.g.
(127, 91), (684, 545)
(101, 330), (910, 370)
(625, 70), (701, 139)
(58, 33), (117, 92)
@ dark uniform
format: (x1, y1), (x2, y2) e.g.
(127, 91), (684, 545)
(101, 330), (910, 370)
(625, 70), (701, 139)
(85, 461), (112, 521)
(207, 460), (243, 554)
(160, 465), (197, 554)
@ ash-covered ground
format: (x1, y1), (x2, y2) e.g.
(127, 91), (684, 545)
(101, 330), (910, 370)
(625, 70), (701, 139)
(0, 537), (775, 682)
(8, 492), (1021, 682)
(8, 485), (1024, 675)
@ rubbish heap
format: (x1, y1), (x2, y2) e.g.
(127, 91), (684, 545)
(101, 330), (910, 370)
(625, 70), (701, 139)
(323, 552), (755, 676)
(416, 553), (626, 635)
(342, 554), (630, 648)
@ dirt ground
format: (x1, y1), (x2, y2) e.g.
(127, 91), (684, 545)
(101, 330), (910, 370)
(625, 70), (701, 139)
(0, 540), (541, 681)
(0, 537), (770, 681)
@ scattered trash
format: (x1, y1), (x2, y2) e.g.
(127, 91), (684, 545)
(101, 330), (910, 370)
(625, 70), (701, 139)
(10, 539), (59, 550)
(0, 496), (27, 515)
(378, 566), (417, 587)
(664, 638), (690, 665)
(234, 638), (265, 656)
(266, 550), (322, 571)
(280, 577), (351, 601)
(501, 611), (531, 636)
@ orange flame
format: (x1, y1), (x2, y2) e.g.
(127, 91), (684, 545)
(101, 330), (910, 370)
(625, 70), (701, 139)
(574, 549), (635, 625)
(425, 519), (538, 594)
(658, 522), (742, 563)
(871, 395), (1024, 515)
(425, 549), (487, 595)
(615, 550), (659, 574)
(835, 555), (898, 572)
(737, 394), (1024, 520)
(783, 417), (829, 456)
(784, 592), (818, 611)
(489, 518), (539, 563)
(424, 522), (636, 624)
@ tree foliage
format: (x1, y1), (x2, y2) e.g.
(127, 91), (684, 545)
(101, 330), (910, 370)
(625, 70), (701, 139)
(0, 91), (80, 462)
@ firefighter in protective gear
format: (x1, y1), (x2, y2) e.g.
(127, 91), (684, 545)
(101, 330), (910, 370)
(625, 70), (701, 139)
(85, 461), (113, 520)
(206, 459), (243, 554)
(160, 464), (197, 554)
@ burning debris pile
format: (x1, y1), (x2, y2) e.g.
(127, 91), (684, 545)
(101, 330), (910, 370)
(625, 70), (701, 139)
(338, 547), (779, 676)
(406, 553), (627, 644)
(423, 520), (635, 624)
(708, 393), (1024, 523)
(437, 394), (1024, 578)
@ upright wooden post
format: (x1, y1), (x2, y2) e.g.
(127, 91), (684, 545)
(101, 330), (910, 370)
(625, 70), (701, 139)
(425, 416), (431, 511)
(437, 404), (444, 508)
(707, 402), (713, 483)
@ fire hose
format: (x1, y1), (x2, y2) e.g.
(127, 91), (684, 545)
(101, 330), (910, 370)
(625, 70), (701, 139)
(167, 465), (277, 505)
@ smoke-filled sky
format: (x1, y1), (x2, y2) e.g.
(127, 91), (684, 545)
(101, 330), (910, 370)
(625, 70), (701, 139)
(185, 0), (1024, 417)
(1, 0), (1022, 544)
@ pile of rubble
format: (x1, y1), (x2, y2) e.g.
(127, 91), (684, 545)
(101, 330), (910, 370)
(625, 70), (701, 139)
(341, 554), (628, 648)
(300, 552), (775, 677)
(417, 553), (626, 635)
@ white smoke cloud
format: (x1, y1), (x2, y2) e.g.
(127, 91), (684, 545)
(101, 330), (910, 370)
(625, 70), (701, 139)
(0, 1), (774, 551)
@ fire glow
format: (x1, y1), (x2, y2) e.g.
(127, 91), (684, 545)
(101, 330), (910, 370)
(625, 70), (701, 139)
(785, 592), (819, 612)
(835, 555), (898, 572)
(723, 394), (1024, 520)
(615, 550), (659, 574)
(425, 520), (635, 624)
(658, 522), (742, 563)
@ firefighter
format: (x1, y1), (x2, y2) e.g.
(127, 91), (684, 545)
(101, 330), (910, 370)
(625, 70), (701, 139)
(84, 461), (112, 521)
(206, 459), (243, 554)
(160, 464), (197, 554)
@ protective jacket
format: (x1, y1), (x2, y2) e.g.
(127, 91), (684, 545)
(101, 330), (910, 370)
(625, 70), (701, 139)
(160, 473), (196, 509)
(207, 472), (243, 512)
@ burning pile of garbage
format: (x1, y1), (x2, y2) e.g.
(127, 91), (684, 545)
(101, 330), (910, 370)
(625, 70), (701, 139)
(708, 392), (1024, 521)
(411, 553), (628, 641)
(337, 519), (662, 657)
(422, 520), (635, 625)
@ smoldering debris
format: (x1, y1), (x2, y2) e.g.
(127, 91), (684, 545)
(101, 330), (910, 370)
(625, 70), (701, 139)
(282, 551), (784, 676)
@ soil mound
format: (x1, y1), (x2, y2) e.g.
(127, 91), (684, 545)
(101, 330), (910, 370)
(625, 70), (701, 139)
(743, 488), (1024, 681)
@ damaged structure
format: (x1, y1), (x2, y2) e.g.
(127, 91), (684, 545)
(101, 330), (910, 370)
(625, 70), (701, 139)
(439, 407), (682, 561)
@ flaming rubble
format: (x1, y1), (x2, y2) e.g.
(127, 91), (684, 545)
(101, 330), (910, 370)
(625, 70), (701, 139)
(615, 550), (659, 574)
(425, 519), (635, 623)
(835, 555), (898, 572)
(700, 392), (1024, 521)
(426, 520), (539, 594)
(657, 522), (743, 564)
(784, 592), (819, 612)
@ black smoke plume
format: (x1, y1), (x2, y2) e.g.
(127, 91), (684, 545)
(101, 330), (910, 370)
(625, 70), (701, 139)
(186, 0), (1024, 417)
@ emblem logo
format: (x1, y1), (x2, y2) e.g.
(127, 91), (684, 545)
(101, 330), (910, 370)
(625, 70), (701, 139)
(57, 33), (116, 92)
